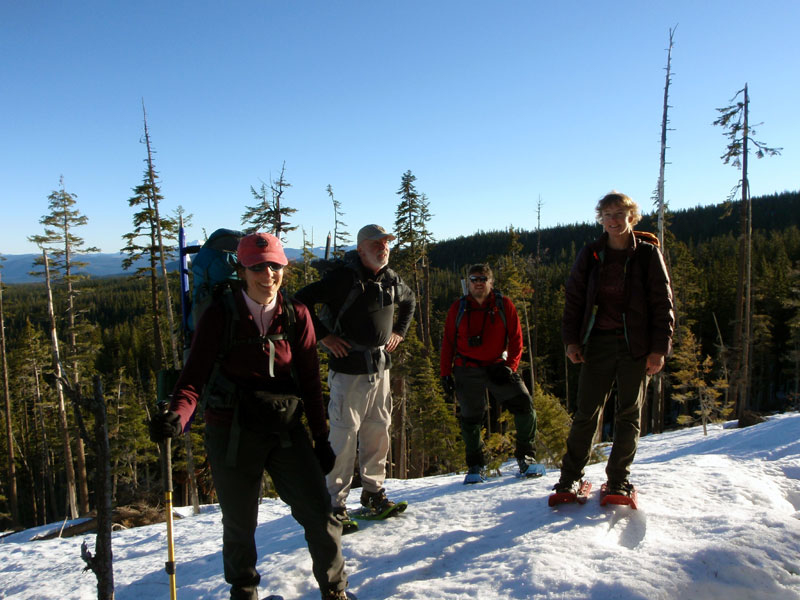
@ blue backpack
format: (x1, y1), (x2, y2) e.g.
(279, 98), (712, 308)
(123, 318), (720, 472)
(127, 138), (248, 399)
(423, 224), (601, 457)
(188, 228), (244, 333)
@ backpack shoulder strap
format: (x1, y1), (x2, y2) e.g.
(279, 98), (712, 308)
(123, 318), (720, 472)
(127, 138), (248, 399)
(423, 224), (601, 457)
(453, 295), (469, 349)
(198, 288), (239, 415)
(493, 290), (507, 329)
(274, 291), (300, 388)
(332, 269), (365, 335)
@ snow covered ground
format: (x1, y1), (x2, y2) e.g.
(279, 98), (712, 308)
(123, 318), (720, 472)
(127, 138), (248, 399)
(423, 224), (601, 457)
(2, 412), (799, 599)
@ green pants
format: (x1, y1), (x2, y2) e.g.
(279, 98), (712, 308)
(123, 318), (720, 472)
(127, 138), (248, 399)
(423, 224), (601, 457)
(453, 365), (537, 467)
(205, 423), (346, 599)
(560, 333), (649, 484)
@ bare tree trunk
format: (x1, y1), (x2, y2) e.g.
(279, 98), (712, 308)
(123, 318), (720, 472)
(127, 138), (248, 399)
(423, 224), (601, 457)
(656, 26), (676, 249)
(34, 365), (55, 523)
(0, 271), (19, 524)
(79, 377), (114, 599)
(533, 197), (543, 387)
(43, 251), (79, 520)
(652, 27), (675, 434)
(739, 84), (752, 419)
(92, 376), (115, 598)
(423, 254), (432, 351)
(59, 212), (91, 516)
(521, 301), (535, 394)
(398, 377), (408, 479)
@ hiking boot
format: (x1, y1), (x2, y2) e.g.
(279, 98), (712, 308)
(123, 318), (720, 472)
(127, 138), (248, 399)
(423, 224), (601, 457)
(463, 464), (486, 484)
(517, 455), (546, 477)
(552, 479), (580, 495)
(605, 479), (635, 496)
(360, 488), (395, 513)
(332, 507), (358, 534)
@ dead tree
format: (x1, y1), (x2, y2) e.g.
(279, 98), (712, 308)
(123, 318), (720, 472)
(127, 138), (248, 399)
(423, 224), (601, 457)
(41, 251), (79, 519)
(77, 377), (114, 599)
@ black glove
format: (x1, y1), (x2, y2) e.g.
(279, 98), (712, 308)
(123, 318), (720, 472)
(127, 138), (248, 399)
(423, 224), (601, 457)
(313, 435), (337, 475)
(441, 375), (455, 396)
(149, 410), (182, 443)
(487, 363), (513, 384)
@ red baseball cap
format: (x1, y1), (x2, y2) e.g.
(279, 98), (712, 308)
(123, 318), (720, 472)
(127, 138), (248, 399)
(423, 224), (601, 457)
(236, 233), (288, 267)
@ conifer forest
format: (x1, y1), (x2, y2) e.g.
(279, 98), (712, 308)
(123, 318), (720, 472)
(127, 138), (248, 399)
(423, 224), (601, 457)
(1, 179), (799, 531)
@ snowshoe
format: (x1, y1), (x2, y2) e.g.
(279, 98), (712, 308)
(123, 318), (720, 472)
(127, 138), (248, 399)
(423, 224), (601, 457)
(599, 481), (638, 509)
(548, 479), (592, 506)
(517, 456), (547, 478)
(352, 489), (408, 520)
(333, 507), (358, 534)
(463, 464), (486, 484)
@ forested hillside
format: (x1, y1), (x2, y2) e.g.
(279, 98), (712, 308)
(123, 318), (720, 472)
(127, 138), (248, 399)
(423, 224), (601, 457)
(1, 191), (798, 531)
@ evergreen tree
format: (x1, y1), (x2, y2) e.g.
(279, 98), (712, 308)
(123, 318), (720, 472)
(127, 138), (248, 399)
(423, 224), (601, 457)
(28, 179), (98, 516)
(671, 326), (730, 435)
(0, 260), (18, 525)
(327, 185), (351, 259)
(300, 228), (317, 285)
(241, 162), (297, 241)
(713, 84), (781, 418)
(391, 322), (461, 478)
(141, 103), (180, 370)
(394, 170), (433, 348)
(121, 167), (177, 372)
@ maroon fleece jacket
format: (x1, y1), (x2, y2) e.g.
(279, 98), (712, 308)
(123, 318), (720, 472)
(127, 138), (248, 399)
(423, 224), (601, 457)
(169, 289), (327, 439)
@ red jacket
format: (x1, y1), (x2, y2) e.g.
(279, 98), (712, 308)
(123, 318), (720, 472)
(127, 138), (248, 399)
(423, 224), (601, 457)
(440, 291), (523, 376)
(169, 289), (327, 439)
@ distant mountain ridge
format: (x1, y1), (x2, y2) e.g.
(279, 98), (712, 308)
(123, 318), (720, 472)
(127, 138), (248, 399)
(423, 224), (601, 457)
(0, 246), (333, 284)
(4, 191), (796, 284)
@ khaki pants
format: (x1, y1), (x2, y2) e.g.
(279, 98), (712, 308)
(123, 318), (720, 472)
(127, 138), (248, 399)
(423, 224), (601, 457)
(560, 333), (649, 484)
(326, 369), (392, 508)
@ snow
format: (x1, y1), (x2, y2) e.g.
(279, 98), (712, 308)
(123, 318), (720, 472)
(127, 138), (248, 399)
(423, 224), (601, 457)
(2, 413), (799, 600)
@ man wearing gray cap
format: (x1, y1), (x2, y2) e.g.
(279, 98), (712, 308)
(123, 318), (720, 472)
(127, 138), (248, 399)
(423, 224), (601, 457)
(295, 224), (416, 532)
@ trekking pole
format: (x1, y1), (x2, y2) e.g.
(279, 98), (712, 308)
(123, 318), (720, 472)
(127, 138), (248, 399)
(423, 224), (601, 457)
(158, 402), (177, 600)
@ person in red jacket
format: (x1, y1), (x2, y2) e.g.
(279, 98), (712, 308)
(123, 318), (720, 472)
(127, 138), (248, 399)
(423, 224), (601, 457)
(440, 263), (545, 484)
(554, 191), (674, 500)
(149, 233), (351, 600)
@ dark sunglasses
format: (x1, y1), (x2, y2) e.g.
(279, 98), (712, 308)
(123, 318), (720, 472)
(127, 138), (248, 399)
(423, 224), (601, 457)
(469, 275), (489, 283)
(246, 262), (285, 273)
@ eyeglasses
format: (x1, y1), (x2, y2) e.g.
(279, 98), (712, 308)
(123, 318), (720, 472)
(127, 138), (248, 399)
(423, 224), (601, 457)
(469, 276), (489, 283)
(246, 262), (285, 273)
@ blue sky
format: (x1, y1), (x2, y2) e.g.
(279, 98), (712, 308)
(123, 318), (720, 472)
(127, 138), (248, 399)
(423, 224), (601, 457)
(1, 1), (797, 255)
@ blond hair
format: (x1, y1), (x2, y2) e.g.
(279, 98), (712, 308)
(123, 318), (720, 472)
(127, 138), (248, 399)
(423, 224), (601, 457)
(595, 191), (642, 226)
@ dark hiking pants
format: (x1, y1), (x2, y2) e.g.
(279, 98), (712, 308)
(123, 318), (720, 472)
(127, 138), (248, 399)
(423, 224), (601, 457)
(560, 332), (649, 485)
(453, 365), (537, 467)
(205, 423), (346, 599)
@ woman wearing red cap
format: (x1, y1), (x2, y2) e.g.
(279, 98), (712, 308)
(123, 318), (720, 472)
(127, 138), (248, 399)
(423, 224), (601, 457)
(150, 232), (351, 600)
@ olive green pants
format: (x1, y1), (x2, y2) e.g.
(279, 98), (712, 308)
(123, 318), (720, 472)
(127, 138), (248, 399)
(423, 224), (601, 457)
(205, 423), (346, 599)
(560, 333), (649, 484)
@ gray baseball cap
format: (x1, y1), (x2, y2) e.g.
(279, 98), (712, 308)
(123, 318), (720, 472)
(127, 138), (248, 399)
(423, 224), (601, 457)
(357, 224), (396, 245)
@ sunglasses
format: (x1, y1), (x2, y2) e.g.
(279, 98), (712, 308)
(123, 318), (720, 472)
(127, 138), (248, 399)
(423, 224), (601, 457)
(469, 276), (489, 283)
(246, 262), (285, 273)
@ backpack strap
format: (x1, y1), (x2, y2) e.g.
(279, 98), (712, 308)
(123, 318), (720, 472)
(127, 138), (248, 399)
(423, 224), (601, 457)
(332, 277), (365, 336)
(453, 289), (508, 360)
(199, 289), (301, 466)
